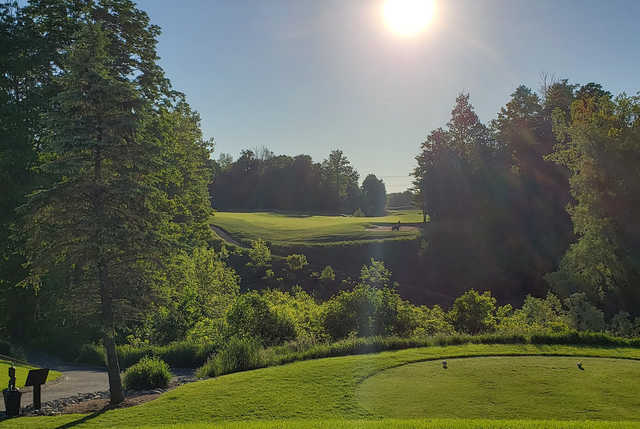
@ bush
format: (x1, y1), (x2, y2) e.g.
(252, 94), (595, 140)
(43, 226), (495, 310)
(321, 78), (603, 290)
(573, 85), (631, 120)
(196, 336), (263, 378)
(123, 357), (172, 391)
(75, 344), (106, 367)
(449, 289), (497, 334)
(227, 292), (296, 346)
(352, 208), (365, 217)
(564, 293), (605, 332)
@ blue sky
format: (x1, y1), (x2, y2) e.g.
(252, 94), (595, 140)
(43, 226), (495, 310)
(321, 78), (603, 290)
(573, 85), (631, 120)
(136, 0), (640, 192)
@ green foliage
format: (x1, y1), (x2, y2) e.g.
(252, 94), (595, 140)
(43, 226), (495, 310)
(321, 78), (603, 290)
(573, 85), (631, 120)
(196, 336), (263, 378)
(211, 148), (361, 213)
(319, 265), (336, 282)
(352, 208), (365, 217)
(412, 88), (572, 302)
(247, 239), (272, 269)
(361, 174), (387, 217)
(75, 344), (106, 367)
(227, 292), (296, 347)
(496, 293), (569, 335)
(262, 288), (328, 344)
(123, 357), (171, 391)
(75, 341), (218, 369)
(285, 254), (308, 272)
(359, 258), (393, 289)
(608, 312), (640, 337)
(546, 93), (640, 312)
(564, 293), (605, 332)
(323, 284), (404, 339)
(449, 290), (497, 334)
(141, 247), (239, 345)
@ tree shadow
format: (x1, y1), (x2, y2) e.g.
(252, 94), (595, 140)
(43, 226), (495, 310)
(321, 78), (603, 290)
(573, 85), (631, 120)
(54, 406), (109, 429)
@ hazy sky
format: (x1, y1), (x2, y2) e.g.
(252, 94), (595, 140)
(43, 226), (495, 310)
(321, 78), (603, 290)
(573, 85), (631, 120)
(136, 0), (640, 192)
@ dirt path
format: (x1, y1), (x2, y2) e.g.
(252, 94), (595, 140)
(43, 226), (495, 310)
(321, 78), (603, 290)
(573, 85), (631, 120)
(211, 224), (246, 248)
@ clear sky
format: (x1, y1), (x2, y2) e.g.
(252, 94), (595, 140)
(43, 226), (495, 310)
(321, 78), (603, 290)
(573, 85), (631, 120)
(136, 0), (640, 193)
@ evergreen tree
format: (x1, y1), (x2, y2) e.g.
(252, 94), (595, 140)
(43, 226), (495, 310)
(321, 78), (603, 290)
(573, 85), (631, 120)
(361, 174), (386, 217)
(19, 7), (212, 403)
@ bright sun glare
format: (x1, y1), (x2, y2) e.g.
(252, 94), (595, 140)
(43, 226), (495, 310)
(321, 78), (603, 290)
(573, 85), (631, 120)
(382, 0), (435, 37)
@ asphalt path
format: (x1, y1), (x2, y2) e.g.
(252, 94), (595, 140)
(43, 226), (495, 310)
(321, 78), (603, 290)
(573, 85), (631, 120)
(0, 363), (108, 412)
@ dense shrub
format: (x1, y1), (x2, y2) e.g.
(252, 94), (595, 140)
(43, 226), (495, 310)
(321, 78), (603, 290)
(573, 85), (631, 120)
(262, 288), (328, 344)
(449, 289), (497, 334)
(75, 344), (106, 366)
(496, 293), (570, 335)
(564, 292), (605, 332)
(227, 292), (296, 346)
(196, 336), (263, 378)
(123, 357), (171, 391)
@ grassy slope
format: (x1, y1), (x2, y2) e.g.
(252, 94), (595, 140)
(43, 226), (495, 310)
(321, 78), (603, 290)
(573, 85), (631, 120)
(0, 359), (61, 388)
(211, 210), (423, 245)
(5, 344), (640, 428)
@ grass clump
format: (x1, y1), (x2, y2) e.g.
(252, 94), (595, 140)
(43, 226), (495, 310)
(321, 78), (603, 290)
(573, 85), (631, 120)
(75, 341), (218, 369)
(197, 337), (263, 378)
(123, 356), (171, 391)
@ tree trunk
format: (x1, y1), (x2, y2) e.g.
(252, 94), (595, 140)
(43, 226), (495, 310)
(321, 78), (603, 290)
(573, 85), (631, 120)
(95, 142), (125, 404)
(101, 293), (124, 404)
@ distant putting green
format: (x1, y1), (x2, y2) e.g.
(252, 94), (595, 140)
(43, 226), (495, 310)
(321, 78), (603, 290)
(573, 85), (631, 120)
(358, 356), (640, 420)
(4, 344), (640, 428)
(211, 209), (423, 246)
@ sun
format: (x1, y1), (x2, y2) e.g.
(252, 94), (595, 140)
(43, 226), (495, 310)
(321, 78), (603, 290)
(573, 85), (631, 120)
(382, 0), (436, 37)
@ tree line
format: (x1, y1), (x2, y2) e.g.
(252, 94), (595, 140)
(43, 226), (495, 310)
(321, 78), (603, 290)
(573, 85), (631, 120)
(210, 148), (387, 216)
(411, 82), (640, 314)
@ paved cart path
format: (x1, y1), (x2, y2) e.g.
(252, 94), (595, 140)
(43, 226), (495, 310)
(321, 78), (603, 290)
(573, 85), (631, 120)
(0, 363), (108, 412)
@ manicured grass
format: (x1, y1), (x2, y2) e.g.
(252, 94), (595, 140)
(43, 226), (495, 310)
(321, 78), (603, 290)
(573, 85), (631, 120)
(4, 344), (640, 428)
(4, 419), (640, 429)
(0, 359), (61, 389)
(211, 209), (423, 246)
(358, 356), (640, 420)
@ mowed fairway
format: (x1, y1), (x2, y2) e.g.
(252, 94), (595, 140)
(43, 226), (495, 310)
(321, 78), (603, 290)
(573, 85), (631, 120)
(358, 356), (640, 420)
(4, 344), (640, 429)
(211, 210), (423, 246)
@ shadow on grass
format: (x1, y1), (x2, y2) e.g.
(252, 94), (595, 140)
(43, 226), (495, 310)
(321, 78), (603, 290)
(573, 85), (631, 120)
(54, 406), (108, 429)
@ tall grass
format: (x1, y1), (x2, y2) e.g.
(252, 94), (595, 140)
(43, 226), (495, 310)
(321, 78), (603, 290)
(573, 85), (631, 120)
(76, 341), (218, 369)
(77, 331), (640, 374)
(196, 337), (262, 378)
(199, 331), (640, 378)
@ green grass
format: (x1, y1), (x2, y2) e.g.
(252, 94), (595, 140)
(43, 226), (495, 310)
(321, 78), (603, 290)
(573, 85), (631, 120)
(211, 209), (423, 246)
(4, 419), (640, 429)
(358, 356), (640, 420)
(4, 344), (640, 428)
(0, 359), (61, 388)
